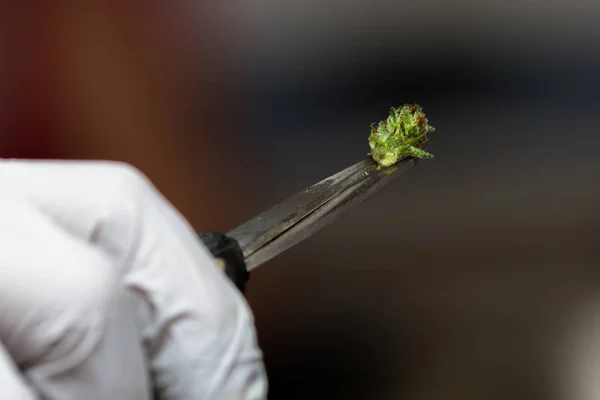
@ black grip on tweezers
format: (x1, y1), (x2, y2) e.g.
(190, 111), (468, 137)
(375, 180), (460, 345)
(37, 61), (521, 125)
(198, 231), (248, 293)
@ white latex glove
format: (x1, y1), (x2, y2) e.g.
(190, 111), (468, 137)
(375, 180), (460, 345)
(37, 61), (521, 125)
(0, 159), (267, 400)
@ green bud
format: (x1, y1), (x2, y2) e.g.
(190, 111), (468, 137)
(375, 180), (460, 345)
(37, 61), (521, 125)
(368, 104), (435, 168)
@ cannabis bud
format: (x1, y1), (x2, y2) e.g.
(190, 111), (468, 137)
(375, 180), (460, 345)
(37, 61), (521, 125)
(368, 104), (435, 168)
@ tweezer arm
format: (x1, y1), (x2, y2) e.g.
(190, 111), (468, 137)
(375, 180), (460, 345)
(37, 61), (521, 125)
(197, 157), (417, 292)
(242, 157), (417, 270)
(195, 160), (372, 291)
(227, 159), (375, 259)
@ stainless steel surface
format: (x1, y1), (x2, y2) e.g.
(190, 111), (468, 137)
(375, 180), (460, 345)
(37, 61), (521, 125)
(227, 159), (367, 258)
(228, 156), (418, 271)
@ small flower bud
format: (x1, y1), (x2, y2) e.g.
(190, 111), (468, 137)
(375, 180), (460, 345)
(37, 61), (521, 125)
(368, 104), (435, 168)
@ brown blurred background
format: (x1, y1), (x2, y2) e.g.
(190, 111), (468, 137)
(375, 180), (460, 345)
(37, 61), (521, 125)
(2, 1), (600, 399)
(0, 1), (257, 229)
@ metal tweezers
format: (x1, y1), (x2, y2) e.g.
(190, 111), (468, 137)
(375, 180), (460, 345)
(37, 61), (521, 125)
(226, 156), (418, 271)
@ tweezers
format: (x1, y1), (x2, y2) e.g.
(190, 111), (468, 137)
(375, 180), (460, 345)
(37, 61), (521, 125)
(233, 156), (417, 269)
(198, 156), (417, 290)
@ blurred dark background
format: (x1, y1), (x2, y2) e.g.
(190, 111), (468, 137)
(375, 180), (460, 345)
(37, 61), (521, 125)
(2, 1), (600, 399)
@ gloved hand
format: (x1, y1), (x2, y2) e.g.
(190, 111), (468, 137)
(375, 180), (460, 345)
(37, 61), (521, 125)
(0, 159), (267, 400)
